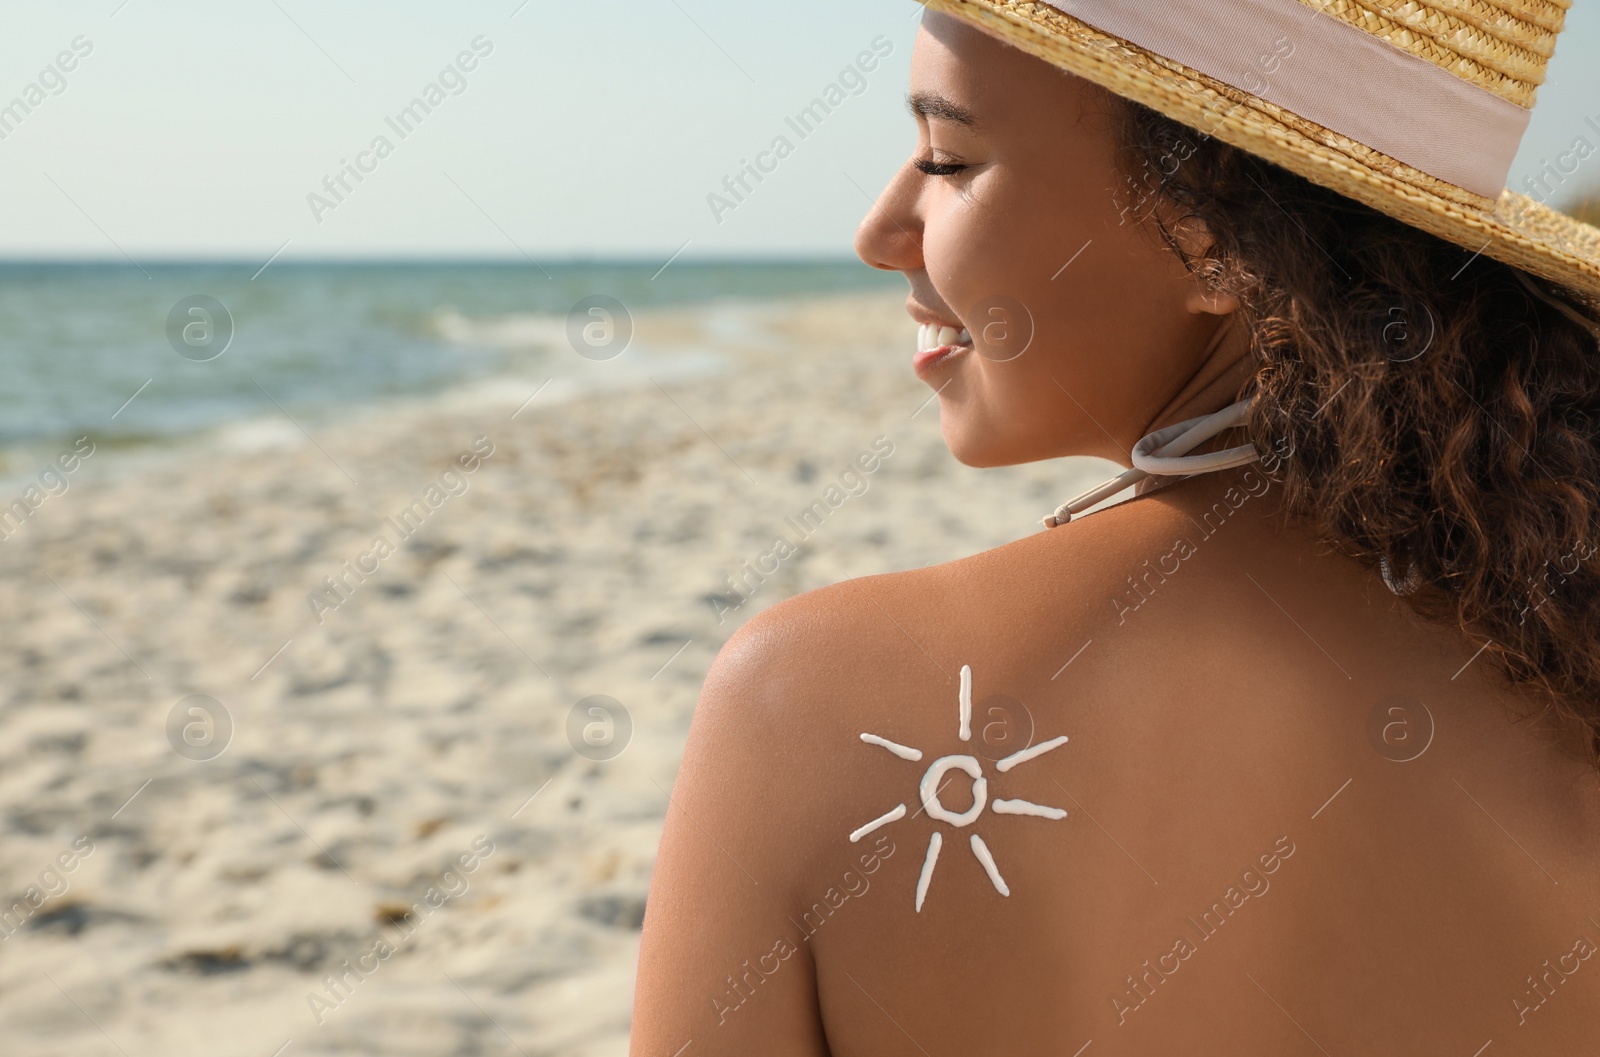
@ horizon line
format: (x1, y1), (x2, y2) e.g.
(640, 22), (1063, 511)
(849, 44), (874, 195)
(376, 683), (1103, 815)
(0, 252), (876, 268)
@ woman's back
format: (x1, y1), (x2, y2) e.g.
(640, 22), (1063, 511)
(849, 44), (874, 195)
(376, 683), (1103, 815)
(635, 468), (1600, 1054)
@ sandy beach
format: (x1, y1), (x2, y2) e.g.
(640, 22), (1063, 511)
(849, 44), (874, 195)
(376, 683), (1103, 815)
(0, 289), (1109, 1056)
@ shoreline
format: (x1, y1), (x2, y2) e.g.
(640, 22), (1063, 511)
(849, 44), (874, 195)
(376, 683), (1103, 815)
(0, 290), (861, 491)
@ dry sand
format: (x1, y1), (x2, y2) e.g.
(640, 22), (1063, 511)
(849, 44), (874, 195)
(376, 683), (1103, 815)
(0, 290), (1108, 1055)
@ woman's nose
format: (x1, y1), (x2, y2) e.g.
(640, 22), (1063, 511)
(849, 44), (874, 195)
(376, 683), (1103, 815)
(854, 161), (924, 274)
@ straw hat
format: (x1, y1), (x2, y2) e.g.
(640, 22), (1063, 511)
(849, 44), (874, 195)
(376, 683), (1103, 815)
(917, 0), (1600, 299)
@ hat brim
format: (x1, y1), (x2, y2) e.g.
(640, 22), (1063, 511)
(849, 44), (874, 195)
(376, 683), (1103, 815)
(921, 0), (1600, 300)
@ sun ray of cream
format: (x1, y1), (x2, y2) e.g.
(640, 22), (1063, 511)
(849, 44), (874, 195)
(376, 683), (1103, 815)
(992, 798), (1068, 820)
(914, 831), (943, 912)
(969, 834), (1010, 896)
(958, 664), (973, 741)
(859, 733), (923, 761)
(995, 734), (1070, 773)
(849, 803), (907, 842)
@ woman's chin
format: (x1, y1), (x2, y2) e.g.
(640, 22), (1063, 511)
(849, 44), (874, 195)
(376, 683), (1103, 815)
(941, 415), (1075, 467)
(940, 422), (1021, 468)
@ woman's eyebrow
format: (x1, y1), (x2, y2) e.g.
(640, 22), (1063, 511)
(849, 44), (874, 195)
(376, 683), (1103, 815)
(907, 90), (979, 128)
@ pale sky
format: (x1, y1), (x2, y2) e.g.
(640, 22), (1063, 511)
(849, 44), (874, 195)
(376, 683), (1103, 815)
(0, 0), (1594, 262)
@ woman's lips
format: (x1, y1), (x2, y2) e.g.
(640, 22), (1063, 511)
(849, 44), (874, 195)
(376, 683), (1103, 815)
(913, 321), (973, 378)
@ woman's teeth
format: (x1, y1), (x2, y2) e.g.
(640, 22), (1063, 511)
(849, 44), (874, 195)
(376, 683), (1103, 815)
(916, 323), (972, 352)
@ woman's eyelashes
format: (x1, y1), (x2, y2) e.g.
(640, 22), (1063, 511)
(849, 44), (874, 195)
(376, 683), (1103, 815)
(914, 157), (969, 177)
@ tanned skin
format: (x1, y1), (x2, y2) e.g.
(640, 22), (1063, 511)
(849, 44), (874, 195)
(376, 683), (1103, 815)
(632, 13), (1600, 1055)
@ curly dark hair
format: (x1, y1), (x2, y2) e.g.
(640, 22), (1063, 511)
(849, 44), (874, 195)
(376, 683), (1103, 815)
(1108, 95), (1600, 759)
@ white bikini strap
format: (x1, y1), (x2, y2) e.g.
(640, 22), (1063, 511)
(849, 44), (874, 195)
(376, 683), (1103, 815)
(1043, 396), (1258, 528)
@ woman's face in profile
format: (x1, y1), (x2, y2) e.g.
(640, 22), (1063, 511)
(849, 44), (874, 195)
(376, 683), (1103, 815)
(855, 12), (1240, 468)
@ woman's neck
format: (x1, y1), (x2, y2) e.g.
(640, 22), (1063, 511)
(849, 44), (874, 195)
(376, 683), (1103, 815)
(1128, 314), (1254, 465)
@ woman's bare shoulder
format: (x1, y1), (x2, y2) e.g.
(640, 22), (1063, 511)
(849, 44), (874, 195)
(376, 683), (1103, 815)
(693, 468), (1334, 840)
(709, 467), (1299, 701)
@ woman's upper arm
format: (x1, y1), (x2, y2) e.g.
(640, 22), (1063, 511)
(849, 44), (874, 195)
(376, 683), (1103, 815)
(631, 601), (838, 1057)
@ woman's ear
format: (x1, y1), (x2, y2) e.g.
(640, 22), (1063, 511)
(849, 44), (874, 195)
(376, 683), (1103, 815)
(1184, 275), (1241, 317)
(1168, 214), (1240, 316)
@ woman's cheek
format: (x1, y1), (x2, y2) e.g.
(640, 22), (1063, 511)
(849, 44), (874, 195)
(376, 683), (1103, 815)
(955, 183), (1054, 303)
(921, 191), (985, 293)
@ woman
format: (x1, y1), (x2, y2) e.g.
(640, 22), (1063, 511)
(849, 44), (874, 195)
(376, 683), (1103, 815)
(635, 1), (1600, 1052)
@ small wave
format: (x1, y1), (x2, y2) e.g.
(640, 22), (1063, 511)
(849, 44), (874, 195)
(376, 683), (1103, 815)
(432, 307), (569, 350)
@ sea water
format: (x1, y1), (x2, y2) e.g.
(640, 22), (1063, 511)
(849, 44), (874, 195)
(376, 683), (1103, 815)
(0, 259), (899, 453)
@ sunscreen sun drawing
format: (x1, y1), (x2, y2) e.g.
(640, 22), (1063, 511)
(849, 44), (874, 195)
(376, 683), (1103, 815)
(850, 664), (1069, 912)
